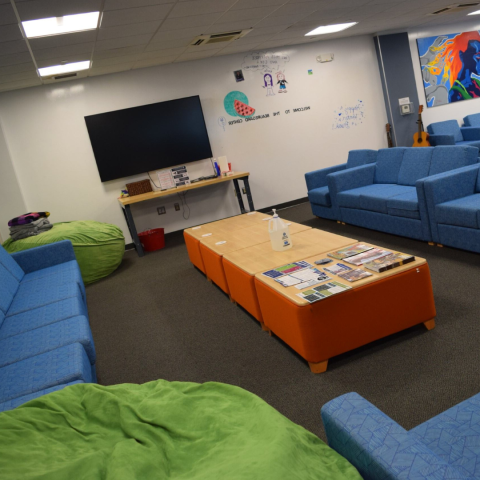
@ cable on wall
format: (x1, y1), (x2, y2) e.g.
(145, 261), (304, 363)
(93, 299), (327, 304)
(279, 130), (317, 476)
(178, 192), (190, 220)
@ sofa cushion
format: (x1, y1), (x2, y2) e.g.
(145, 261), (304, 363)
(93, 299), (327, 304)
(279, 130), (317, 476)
(0, 342), (93, 403)
(346, 149), (377, 168)
(18, 270), (84, 302)
(337, 185), (375, 209)
(428, 120), (463, 142)
(374, 148), (405, 184)
(429, 146), (478, 176)
(386, 190), (420, 219)
(0, 264), (19, 315)
(0, 296), (88, 340)
(360, 184), (413, 214)
(435, 194), (480, 229)
(464, 113), (480, 127)
(397, 148), (433, 186)
(0, 316), (95, 368)
(0, 245), (24, 282)
(455, 140), (480, 150)
(308, 186), (331, 206)
(6, 283), (83, 317)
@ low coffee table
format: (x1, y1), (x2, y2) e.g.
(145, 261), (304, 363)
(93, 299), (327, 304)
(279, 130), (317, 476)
(254, 245), (436, 373)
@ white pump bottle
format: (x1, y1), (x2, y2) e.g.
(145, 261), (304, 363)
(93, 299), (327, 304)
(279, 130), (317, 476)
(268, 209), (293, 251)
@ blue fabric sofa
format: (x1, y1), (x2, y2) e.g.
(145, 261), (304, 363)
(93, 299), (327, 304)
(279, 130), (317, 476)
(321, 391), (479, 479)
(463, 113), (480, 127)
(423, 163), (480, 253)
(326, 146), (479, 242)
(427, 119), (480, 149)
(305, 149), (377, 220)
(0, 240), (96, 410)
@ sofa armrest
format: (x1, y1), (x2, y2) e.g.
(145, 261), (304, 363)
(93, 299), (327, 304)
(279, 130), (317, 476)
(327, 164), (375, 196)
(321, 392), (466, 480)
(460, 127), (480, 141)
(305, 163), (346, 191)
(428, 134), (455, 146)
(11, 240), (76, 274)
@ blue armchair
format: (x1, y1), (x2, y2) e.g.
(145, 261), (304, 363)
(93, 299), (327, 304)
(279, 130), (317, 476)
(322, 391), (479, 479)
(463, 113), (480, 127)
(427, 119), (480, 149)
(305, 149), (377, 220)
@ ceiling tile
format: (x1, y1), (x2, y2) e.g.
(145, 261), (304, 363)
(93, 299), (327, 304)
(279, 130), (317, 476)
(231, 0), (287, 10)
(133, 55), (178, 68)
(95, 34), (152, 51)
(16, 0), (102, 22)
(228, 33), (274, 44)
(146, 37), (192, 51)
(158, 13), (222, 31)
(270, 2), (321, 17)
(89, 62), (134, 76)
(29, 31), (97, 51)
(98, 21), (161, 40)
(185, 41), (228, 52)
(203, 21), (258, 34)
(0, 51), (32, 67)
(150, 26), (208, 42)
(93, 45), (145, 59)
(92, 54), (139, 67)
(0, 62), (35, 76)
(175, 49), (220, 61)
(104, 0), (174, 10)
(254, 13), (308, 27)
(247, 25), (287, 36)
(35, 53), (91, 68)
(0, 24), (23, 43)
(0, 69), (38, 85)
(169, 0), (237, 18)
(0, 39), (29, 56)
(139, 46), (187, 59)
(101, 4), (173, 28)
(0, 4), (18, 26)
(33, 42), (94, 61)
(219, 6), (274, 23)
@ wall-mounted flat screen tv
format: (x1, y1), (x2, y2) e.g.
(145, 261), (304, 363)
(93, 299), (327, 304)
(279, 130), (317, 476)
(85, 95), (213, 182)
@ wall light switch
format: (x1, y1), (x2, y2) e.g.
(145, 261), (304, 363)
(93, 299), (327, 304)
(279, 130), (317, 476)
(157, 206), (166, 215)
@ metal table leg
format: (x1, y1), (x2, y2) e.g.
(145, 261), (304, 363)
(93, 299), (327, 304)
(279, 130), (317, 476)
(233, 178), (246, 214)
(123, 204), (145, 257)
(242, 177), (255, 211)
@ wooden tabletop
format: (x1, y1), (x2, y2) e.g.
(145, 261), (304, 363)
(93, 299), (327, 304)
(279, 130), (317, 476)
(119, 172), (250, 206)
(223, 229), (358, 275)
(184, 212), (272, 240)
(199, 221), (311, 255)
(255, 243), (427, 306)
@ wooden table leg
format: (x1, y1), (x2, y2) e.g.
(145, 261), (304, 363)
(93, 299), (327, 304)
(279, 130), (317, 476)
(428, 242), (435, 246)
(308, 360), (328, 374)
(424, 319), (435, 330)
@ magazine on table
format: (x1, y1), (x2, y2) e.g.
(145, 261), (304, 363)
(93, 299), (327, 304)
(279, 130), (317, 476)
(324, 263), (352, 275)
(337, 268), (373, 282)
(344, 248), (392, 266)
(364, 253), (415, 273)
(275, 268), (330, 289)
(296, 281), (351, 303)
(262, 261), (312, 279)
(328, 243), (373, 260)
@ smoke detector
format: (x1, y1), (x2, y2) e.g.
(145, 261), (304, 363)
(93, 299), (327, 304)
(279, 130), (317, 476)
(190, 29), (252, 46)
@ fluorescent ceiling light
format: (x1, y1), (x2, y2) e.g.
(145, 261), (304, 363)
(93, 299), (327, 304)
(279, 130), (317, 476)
(468, 9), (480, 14)
(305, 22), (357, 36)
(23, 12), (99, 38)
(38, 61), (90, 77)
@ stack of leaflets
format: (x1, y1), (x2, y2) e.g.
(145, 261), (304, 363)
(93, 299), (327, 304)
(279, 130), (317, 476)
(275, 267), (330, 289)
(338, 268), (373, 282)
(364, 253), (415, 273)
(343, 248), (392, 266)
(328, 243), (373, 260)
(296, 281), (351, 303)
(324, 263), (352, 275)
(262, 261), (312, 279)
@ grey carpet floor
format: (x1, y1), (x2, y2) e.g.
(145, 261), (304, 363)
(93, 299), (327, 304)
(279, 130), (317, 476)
(86, 202), (480, 441)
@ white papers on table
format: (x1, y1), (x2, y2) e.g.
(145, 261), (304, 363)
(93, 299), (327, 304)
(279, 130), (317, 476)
(275, 275), (302, 287)
(157, 170), (175, 190)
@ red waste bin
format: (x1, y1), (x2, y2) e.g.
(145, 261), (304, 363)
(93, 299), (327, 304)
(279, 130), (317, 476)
(138, 228), (165, 252)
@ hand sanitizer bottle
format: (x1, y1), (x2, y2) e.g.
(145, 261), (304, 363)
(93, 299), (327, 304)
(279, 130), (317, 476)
(268, 209), (293, 251)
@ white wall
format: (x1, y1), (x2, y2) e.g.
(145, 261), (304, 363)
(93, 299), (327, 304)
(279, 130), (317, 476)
(409, 18), (480, 127)
(0, 34), (388, 244)
(0, 119), (27, 241)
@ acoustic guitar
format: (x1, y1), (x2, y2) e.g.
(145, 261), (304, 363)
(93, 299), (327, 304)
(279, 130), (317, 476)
(386, 123), (393, 148)
(412, 105), (430, 147)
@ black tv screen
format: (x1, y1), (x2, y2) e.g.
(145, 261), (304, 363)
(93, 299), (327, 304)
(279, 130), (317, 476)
(85, 95), (213, 182)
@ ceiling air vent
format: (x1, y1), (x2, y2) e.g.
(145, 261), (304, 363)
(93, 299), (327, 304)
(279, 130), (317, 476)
(52, 73), (78, 80)
(430, 3), (479, 14)
(190, 29), (252, 46)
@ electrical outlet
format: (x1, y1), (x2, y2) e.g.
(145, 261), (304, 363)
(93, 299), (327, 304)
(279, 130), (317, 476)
(174, 203), (180, 211)
(242, 187), (246, 194)
(157, 206), (166, 215)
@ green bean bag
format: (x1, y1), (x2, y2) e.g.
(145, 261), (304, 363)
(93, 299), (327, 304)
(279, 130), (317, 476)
(2, 221), (125, 284)
(0, 380), (361, 479)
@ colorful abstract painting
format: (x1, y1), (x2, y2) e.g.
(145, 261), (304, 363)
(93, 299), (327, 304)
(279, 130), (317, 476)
(417, 30), (480, 108)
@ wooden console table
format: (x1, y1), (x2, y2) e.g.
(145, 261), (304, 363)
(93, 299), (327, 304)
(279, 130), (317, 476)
(118, 172), (254, 257)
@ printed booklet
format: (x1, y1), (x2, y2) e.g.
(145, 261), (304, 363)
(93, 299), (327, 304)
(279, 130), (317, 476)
(324, 263), (352, 275)
(364, 253), (415, 273)
(344, 248), (392, 266)
(328, 243), (373, 260)
(337, 268), (373, 282)
(296, 281), (351, 303)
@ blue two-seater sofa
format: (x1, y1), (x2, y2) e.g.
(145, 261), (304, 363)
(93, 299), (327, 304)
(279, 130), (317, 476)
(0, 240), (96, 411)
(322, 391), (480, 479)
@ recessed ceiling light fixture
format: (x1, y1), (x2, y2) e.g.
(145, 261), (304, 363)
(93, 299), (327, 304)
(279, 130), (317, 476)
(38, 61), (90, 77)
(23, 12), (100, 38)
(468, 9), (480, 14)
(305, 22), (357, 36)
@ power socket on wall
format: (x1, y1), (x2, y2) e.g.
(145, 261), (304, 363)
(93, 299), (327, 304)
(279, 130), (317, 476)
(157, 206), (166, 215)
(174, 203), (180, 211)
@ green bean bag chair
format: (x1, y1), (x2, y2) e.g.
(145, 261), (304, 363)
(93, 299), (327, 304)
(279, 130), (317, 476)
(2, 221), (125, 284)
(0, 380), (361, 479)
